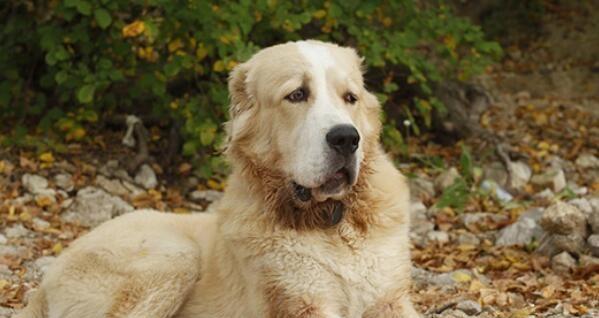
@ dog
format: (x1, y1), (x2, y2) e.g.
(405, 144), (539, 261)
(17, 40), (419, 318)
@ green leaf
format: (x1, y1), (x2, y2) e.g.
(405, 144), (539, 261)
(77, 84), (95, 104)
(94, 8), (112, 29)
(76, 1), (92, 15)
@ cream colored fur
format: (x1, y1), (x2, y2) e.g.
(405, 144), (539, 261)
(17, 40), (419, 318)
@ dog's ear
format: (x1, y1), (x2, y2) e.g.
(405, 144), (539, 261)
(228, 62), (253, 118)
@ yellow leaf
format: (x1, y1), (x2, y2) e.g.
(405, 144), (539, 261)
(122, 20), (145, 38)
(0, 279), (8, 290)
(52, 242), (63, 255)
(35, 195), (54, 207)
(19, 211), (32, 222)
(213, 60), (225, 72)
(451, 271), (472, 283)
(313, 9), (327, 19)
(207, 179), (220, 190)
(226, 60), (238, 71)
(195, 44), (208, 61)
(66, 127), (86, 141)
(168, 39), (183, 53)
(173, 207), (189, 214)
(39, 152), (55, 163)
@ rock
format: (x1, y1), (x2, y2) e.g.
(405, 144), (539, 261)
(435, 167), (461, 192)
(32, 217), (50, 230)
(410, 202), (434, 235)
(122, 180), (145, 196)
(575, 153), (599, 168)
(588, 234), (599, 257)
(0, 306), (15, 318)
(533, 188), (555, 201)
(95, 175), (130, 197)
(552, 168), (567, 193)
(483, 162), (508, 187)
(579, 254), (599, 268)
(588, 198), (599, 234)
(455, 300), (482, 316)
(567, 198), (593, 216)
(537, 233), (586, 256)
(426, 231), (449, 245)
(459, 212), (509, 231)
(5, 224), (30, 239)
(21, 173), (48, 194)
(457, 232), (481, 246)
(531, 167), (567, 193)
(189, 190), (223, 203)
(480, 180), (513, 203)
(98, 160), (120, 177)
(134, 164), (158, 189)
(0, 234), (6, 245)
(540, 201), (587, 235)
(61, 187), (134, 227)
(53, 173), (74, 192)
(409, 176), (436, 202)
(551, 251), (576, 273)
(507, 161), (532, 190)
(496, 208), (545, 246)
(412, 268), (474, 287)
(33, 256), (56, 276)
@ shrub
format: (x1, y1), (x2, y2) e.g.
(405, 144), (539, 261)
(0, 0), (501, 177)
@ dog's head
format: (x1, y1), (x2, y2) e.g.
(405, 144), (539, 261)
(226, 40), (381, 206)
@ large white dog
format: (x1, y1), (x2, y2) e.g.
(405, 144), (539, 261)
(17, 40), (419, 318)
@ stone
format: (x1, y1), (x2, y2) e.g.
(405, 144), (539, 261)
(588, 198), (599, 234)
(588, 234), (599, 257)
(575, 153), (599, 169)
(426, 230), (449, 245)
(0, 306), (15, 318)
(483, 161), (508, 187)
(21, 173), (48, 194)
(579, 255), (599, 268)
(507, 161), (532, 190)
(95, 175), (130, 197)
(0, 234), (6, 245)
(496, 208), (546, 246)
(459, 212), (509, 231)
(567, 198), (593, 216)
(98, 160), (120, 177)
(122, 180), (145, 196)
(480, 180), (513, 203)
(435, 167), (461, 192)
(5, 224), (30, 239)
(32, 217), (50, 230)
(537, 233), (586, 256)
(134, 164), (158, 189)
(189, 190), (223, 203)
(540, 201), (587, 235)
(412, 268), (474, 287)
(533, 188), (554, 201)
(457, 232), (481, 246)
(53, 173), (74, 192)
(61, 186), (134, 227)
(409, 176), (436, 202)
(531, 167), (567, 193)
(551, 251), (576, 273)
(455, 300), (482, 315)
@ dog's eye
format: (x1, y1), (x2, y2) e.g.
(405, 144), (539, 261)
(343, 92), (358, 104)
(285, 88), (308, 103)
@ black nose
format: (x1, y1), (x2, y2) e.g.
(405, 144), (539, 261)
(326, 125), (360, 156)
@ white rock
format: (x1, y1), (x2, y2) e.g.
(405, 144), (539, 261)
(568, 198), (593, 216)
(507, 161), (532, 190)
(0, 234), (6, 245)
(32, 217), (50, 230)
(98, 160), (120, 177)
(457, 232), (481, 246)
(483, 161), (508, 187)
(579, 255), (599, 268)
(481, 180), (513, 203)
(134, 164), (158, 189)
(435, 167), (461, 192)
(588, 234), (599, 257)
(61, 187), (134, 227)
(531, 167), (567, 193)
(53, 173), (74, 191)
(460, 212), (509, 230)
(34, 256), (56, 275)
(538, 233), (586, 256)
(21, 173), (49, 194)
(575, 153), (599, 169)
(122, 180), (145, 196)
(533, 188), (554, 201)
(426, 230), (449, 245)
(189, 190), (223, 203)
(95, 175), (130, 197)
(551, 251), (576, 273)
(496, 208), (545, 246)
(5, 224), (30, 238)
(540, 201), (587, 235)
(456, 300), (482, 315)
(552, 168), (567, 193)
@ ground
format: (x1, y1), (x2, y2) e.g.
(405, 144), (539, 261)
(1, 6), (598, 318)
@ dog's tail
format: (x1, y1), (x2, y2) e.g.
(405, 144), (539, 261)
(13, 288), (47, 318)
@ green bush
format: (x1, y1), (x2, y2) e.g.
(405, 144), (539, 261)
(0, 0), (501, 177)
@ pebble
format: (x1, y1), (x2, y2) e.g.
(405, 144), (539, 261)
(507, 161), (532, 190)
(551, 251), (576, 273)
(61, 186), (134, 227)
(483, 161), (508, 187)
(53, 173), (74, 192)
(32, 218), (50, 230)
(427, 231), (450, 245)
(456, 300), (482, 315)
(480, 180), (513, 203)
(540, 201), (587, 235)
(567, 198), (593, 216)
(95, 175), (130, 197)
(5, 224), (30, 239)
(575, 153), (599, 168)
(435, 167), (461, 192)
(457, 232), (481, 246)
(460, 212), (509, 231)
(134, 164), (158, 189)
(587, 234), (599, 257)
(496, 208), (545, 246)
(21, 174), (49, 194)
(538, 233), (586, 256)
(0, 234), (6, 245)
(409, 176), (436, 202)
(189, 190), (223, 203)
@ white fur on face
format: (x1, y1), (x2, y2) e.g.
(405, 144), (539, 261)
(290, 41), (362, 188)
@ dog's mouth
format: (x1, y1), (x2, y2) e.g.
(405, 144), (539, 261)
(292, 167), (353, 203)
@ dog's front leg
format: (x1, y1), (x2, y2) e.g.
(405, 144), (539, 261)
(362, 288), (420, 318)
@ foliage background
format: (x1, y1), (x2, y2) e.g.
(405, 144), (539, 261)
(0, 0), (501, 177)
